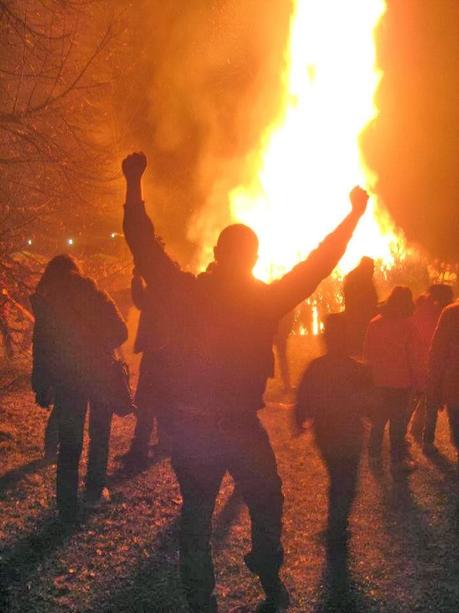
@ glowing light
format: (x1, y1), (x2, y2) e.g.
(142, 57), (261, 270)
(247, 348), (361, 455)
(110, 232), (117, 239)
(27, 239), (32, 246)
(67, 238), (74, 246)
(228, 0), (403, 282)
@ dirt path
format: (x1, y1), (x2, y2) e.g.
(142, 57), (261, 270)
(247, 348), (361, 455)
(1, 346), (459, 611)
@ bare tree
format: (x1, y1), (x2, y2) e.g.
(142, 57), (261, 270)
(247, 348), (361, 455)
(0, 0), (118, 355)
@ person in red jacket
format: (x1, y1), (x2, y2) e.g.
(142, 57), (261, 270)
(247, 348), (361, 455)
(121, 152), (368, 613)
(363, 286), (423, 472)
(427, 301), (459, 462)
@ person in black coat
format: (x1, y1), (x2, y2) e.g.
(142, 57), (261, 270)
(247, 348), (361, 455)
(295, 314), (375, 545)
(31, 255), (127, 523)
(121, 152), (368, 612)
(121, 269), (172, 470)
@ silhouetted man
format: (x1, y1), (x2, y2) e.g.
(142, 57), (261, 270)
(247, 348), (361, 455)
(343, 256), (378, 356)
(122, 152), (368, 612)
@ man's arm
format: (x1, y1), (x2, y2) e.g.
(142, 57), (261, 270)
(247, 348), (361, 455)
(122, 152), (191, 290)
(267, 187), (368, 317)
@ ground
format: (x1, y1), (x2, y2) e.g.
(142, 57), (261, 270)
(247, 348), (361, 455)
(1, 338), (459, 612)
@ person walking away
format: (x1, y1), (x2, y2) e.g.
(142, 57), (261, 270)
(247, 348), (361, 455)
(363, 286), (423, 472)
(122, 152), (368, 612)
(273, 310), (295, 395)
(343, 256), (378, 357)
(31, 255), (127, 523)
(427, 300), (459, 464)
(410, 284), (454, 452)
(121, 269), (172, 471)
(295, 313), (375, 546)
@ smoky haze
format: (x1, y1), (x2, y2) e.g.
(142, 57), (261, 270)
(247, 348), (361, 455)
(361, 0), (459, 260)
(114, 0), (292, 266)
(115, 0), (459, 264)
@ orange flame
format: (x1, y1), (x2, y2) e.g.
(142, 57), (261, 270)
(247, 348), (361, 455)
(227, 0), (404, 282)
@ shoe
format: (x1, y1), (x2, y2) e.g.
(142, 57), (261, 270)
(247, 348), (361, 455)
(256, 580), (290, 612)
(392, 458), (417, 473)
(422, 443), (438, 456)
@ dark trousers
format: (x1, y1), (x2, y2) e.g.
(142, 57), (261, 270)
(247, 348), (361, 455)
(424, 404), (439, 446)
(369, 388), (410, 461)
(170, 416), (283, 611)
(54, 388), (112, 519)
(130, 406), (170, 456)
(321, 449), (360, 534)
(131, 405), (156, 455)
(409, 393), (426, 440)
(44, 404), (60, 456)
(446, 405), (459, 451)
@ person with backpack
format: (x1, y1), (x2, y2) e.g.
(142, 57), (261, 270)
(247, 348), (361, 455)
(31, 255), (128, 523)
(121, 151), (368, 612)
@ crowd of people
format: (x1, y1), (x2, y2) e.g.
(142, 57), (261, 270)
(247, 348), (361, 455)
(27, 152), (458, 613)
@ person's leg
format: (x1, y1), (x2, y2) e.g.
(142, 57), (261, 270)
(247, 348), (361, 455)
(409, 394), (426, 441)
(446, 405), (459, 454)
(368, 396), (389, 457)
(55, 389), (87, 521)
(44, 404), (60, 458)
(388, 389), (411, 463)
(227, 419), (286, 606)
(130, 405), (156, 456)
(171, 445), (225, 612)
(324, 451), (360, 538)
(423, 405), (439, 448)
(274, 338), (291, 393)
(86, 402), (113, 501)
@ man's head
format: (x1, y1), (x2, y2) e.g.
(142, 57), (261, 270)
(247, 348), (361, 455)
(428, 283), (454, 309)
(384, 286), (414, 318)
(37, 254), (81, 293)
(213, 224), (259, 276)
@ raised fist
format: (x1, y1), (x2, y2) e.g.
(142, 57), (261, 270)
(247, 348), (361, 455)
(122, 152), (147, 182)
(349, 186), (369, 216)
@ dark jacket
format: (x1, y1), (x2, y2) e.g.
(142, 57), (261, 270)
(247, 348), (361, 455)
(296, 354), (374, 455)
(31, 273), (127, 395)
(123, 200), (363, 417)
(428, 301), (459, 407)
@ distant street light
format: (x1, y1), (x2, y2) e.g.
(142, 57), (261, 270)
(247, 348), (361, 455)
(27, 239), (32, 246)
(67, 238), (74, 246)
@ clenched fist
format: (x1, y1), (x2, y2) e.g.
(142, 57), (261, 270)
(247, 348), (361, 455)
(349, 186), (369, 217)
(122, 152), (147, 182)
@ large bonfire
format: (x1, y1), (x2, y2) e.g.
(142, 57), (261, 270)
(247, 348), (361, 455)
(229, 0), (404, 283)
